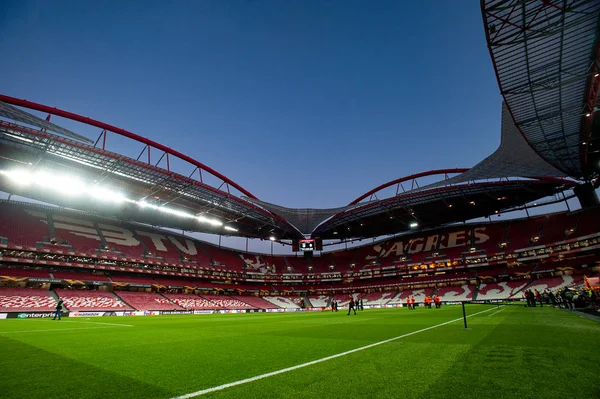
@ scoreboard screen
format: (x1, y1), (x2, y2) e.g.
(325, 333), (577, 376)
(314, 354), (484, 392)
(299, 239), (315, 252)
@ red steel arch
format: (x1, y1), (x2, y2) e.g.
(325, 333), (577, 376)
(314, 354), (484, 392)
(348, 168), (469, 205)
(0, 94), (259, 200)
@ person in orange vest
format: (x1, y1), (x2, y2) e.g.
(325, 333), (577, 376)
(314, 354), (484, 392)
(425, 295), (432, 309)
(406, 296), (411, 310)
(410, 296), (416, 309)
(434, 294), (441, 308)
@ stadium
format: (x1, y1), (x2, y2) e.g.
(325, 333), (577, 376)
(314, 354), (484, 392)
(1, 1), (600, 399)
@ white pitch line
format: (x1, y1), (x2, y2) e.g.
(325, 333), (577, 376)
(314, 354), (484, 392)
(61, 320), (134, 327)
(0, 326), (122, 334)
(487, 307), (506, 317)
(170, 306), (499, 399)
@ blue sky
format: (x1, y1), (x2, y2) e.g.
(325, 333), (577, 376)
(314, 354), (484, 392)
(5, 1), (568, 254)
(1, 0), (502, 210)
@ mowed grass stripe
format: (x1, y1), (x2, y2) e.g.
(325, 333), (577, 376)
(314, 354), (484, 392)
(171, 306), (499, 398)
(2, 305), (598, 399)
(196, 306), (600, 399)
(0, 306), (490, 398)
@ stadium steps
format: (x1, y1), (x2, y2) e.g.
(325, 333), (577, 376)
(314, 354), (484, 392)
(93, 221), (109, 248)
(129, 229), (154, 259)
(472, 285), (479, 301)
(49, 290), (67, 310)
(510, 280), (534, 298)
(196, 246), (213, 268)
(46, 212), (57, 239)
(156, 292), (178, 307)
(112, 291), (136, 310)
(303, 296), (313, 307)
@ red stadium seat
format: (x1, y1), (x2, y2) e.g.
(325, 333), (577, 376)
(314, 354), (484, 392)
(114, 291), (183, 311)
(0, 287), (56, 312)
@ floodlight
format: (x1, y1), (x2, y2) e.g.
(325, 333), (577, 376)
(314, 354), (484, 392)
(224, 226), (238, 232)
(269, 236), (276, 241)
(138, 200), (158, 210)
(3, 133), (34, 144)
(409, 222), (418, 228)
(4, 169), (33, 186)
(33, 171), (86, 196)
(158, 206), (194, 219)
(197, 215), (223, 226)
(89, 186), (127, 203)
(208, 219), (223, 227)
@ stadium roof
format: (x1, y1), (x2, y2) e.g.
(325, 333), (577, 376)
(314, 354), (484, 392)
(0, 95), (579, 241)
(481, 0), (600, 180)
(0, 97), (304, 240)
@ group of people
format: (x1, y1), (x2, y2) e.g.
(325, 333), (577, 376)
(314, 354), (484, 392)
(523, 287), (589, 310)
(405, 295), (441, 309)
(347, 297), (364, 315)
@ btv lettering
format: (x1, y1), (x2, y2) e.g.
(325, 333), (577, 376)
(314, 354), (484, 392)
(27, 211), (202, 255)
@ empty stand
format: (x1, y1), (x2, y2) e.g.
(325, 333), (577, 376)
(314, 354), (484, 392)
(332, 248), (358, 270)
(284, 257), (307, 273)
(114, 291), (182, 310)
(505, 216), (545, 250)
(477, 281), (529, 300)
(0, 204), (49, 247)
(522, 275), (575, 294)
(435, 285), (474, 302)
(135, 229), (182, 263)
(162, 293), (216, 310)
(572, 209), (600, 237)
(390, 288), (434, 304)
(0, 287), (56, 311)
(309, 256), (332, 274)
(539, 213), (571, 244)
(55, 289), (130, 310)
(50, 214), (103, 254)
(199, 294), (254, 309)
(260, 255), (287, 274)
(202, 245), (244, 270)
(262, 296), (301, 309)
(237, 296), (281, 309)
(96, 221), (145, 259)
(361, 291), (398, 306)
(306, 295), (330, 307)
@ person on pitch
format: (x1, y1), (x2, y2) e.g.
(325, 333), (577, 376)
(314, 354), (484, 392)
(410, 296), (416, 309)
(347, 297), (357, 315)
(53, 299), (64, 320)
(406, 297), (411, 310)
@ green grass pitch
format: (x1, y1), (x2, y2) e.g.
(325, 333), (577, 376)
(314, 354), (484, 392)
(1, 305), (598, 399)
